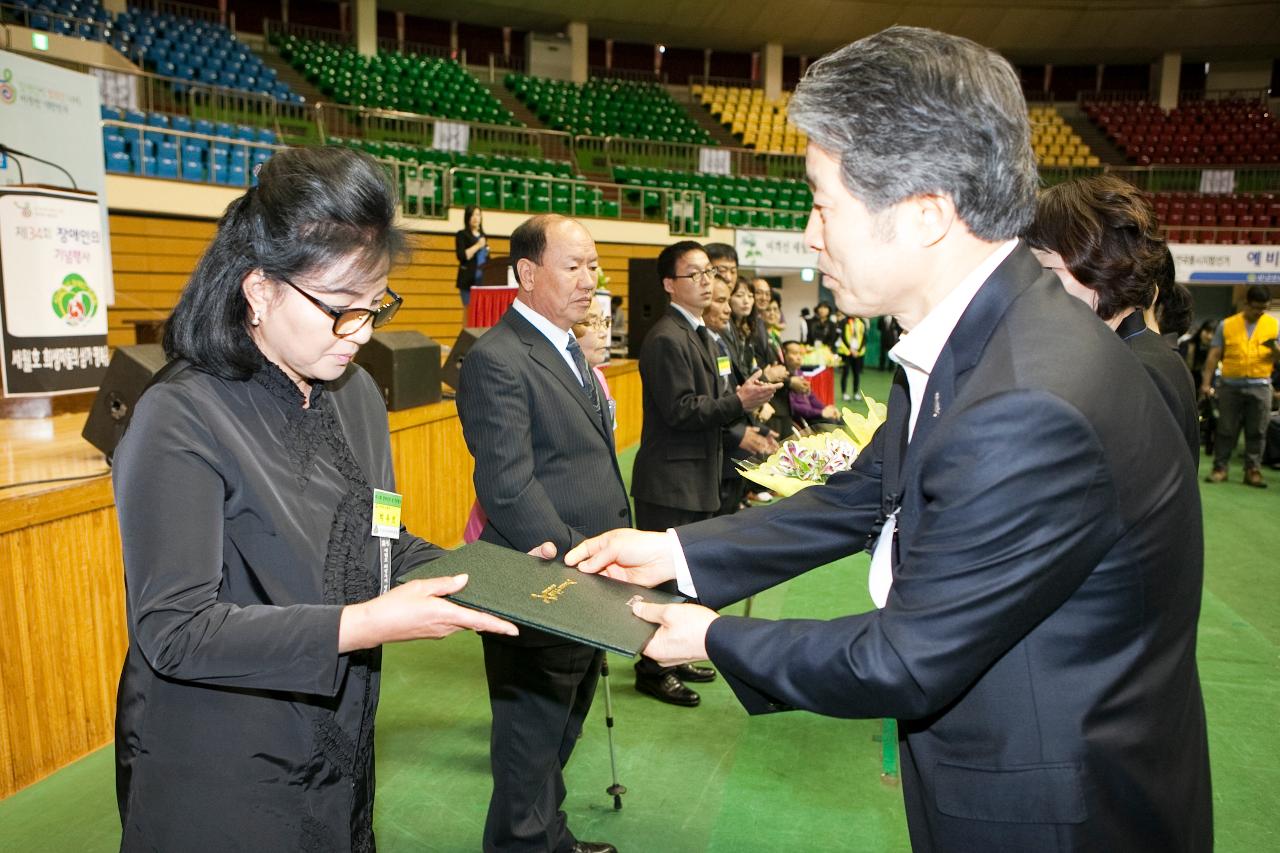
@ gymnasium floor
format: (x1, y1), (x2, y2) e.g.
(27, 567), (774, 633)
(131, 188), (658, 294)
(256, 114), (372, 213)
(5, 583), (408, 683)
(1, 368), (1276, 851)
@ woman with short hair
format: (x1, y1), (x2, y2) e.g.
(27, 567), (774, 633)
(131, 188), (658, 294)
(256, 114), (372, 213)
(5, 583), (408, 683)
(1027, 174), (1200, 465)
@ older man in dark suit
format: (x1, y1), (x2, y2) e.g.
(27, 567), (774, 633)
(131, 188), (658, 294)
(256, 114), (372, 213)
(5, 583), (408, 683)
(629, 240), (779, 705)
(457, 214), (625, 853)
(568, 27), (1211, 853)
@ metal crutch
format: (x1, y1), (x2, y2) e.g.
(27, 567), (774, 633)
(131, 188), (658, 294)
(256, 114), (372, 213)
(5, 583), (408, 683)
(599, 656), (626, 809)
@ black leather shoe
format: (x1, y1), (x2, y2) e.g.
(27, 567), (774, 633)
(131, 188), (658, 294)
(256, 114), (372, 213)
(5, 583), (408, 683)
(571, 843), (618, 853)
(635, 673), (700, 706)
(675, 662), (717, 683)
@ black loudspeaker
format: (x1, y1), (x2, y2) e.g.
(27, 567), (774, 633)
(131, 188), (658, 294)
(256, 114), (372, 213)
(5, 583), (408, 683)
(441, 326), (487, 391)
(354, 330), (442, 410)
(82, 344), (170, 462)
(626, 257), (665, 359)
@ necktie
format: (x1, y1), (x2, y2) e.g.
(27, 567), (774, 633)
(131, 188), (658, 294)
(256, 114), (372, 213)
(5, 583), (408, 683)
(696, 325), (718, 363)
(566, 338), (600, 412)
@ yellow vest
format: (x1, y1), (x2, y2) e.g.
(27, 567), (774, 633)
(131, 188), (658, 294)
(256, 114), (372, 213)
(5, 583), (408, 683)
(1221, 312), (1278, 379)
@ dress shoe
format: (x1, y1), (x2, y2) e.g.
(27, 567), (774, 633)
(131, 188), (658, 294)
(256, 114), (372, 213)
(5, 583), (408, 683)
(571, 842), (618, 853)
(1206, 467), (1228, 483)
(635, 673), (700, 707)
(1244, 468), (1268, 488)
(675, 662), (717, 683)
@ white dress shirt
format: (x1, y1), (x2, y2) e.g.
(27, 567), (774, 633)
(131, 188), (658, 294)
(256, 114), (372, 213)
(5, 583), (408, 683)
(864, 239), (1019, 606)
(511, 297), (583, 384)
(670, 301), (706, 331)
(672, 239), (1020, 602)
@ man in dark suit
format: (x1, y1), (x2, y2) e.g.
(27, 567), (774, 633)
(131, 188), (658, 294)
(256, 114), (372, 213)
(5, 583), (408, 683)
(457, 214), (625, 853)
(629, 240), (779, 705)
(568, 27), (1211, 852)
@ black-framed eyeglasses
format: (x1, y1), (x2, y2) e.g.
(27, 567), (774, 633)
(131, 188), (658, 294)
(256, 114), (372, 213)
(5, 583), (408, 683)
(673, 269), (717, 283)
(276, 275), (403, 337)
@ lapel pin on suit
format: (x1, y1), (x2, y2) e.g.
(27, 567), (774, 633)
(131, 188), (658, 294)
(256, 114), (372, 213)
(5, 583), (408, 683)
(932, 391), (941, 418)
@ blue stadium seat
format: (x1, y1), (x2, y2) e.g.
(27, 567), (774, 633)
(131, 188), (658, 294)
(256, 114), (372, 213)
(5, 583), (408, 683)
(106, 150), (132, 173)
(100, 104), (123, 121)
(101, 132), (127, 155)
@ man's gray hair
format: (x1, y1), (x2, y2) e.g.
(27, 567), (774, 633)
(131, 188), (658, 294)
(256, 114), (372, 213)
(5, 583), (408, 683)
(789, 26), (1037, 241)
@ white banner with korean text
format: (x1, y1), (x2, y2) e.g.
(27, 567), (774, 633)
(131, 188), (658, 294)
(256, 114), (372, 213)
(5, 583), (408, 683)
(0, 187), (110, 396)
(0, 49), (112, 301)
(734, 229), (818, 270)
(1170, 243), (1280, 285)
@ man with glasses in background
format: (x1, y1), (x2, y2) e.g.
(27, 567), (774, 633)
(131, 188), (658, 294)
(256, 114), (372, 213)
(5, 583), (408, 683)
(629, 240), (779, 705)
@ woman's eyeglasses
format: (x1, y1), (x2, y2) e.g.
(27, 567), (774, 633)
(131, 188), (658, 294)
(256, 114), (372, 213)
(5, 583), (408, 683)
(275, 275), (403, 337)
(574, 317), (612, 331)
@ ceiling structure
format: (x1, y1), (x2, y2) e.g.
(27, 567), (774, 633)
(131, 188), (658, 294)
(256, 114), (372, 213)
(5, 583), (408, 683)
(374, 0), (1280, 65)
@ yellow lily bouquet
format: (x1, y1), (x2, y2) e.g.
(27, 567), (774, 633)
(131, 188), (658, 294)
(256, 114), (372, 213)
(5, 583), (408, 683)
(738, 395), (887, 497)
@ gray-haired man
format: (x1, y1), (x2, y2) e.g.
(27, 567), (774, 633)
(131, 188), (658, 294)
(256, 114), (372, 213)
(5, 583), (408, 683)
(567, 26), (1211, 852)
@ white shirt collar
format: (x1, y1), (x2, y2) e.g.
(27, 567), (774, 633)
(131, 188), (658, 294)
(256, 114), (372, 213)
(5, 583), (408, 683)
(511, 297), (583, 383)
(512, 297), (572, 351)
(670, 302), (705, 330)
(889, 239), (1019, 438)
(889, 239), (1019, 379)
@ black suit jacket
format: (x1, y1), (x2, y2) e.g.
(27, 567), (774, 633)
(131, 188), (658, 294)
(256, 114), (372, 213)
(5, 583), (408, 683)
(632, 306), (745, 513)
(457, 307), (632, 645)
(1117, 312), (1201, 467)
(676, 245), (1212, 851)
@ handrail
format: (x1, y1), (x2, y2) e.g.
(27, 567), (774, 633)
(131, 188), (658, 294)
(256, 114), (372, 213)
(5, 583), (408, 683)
(689, 75), (761, 91)
(376, 35), (455, 61)
(443, 165), (706, 235)
(127, 0), (223, 25)
(0, 2), (118, 48)
(589, 66), (666, 85)
(1079, 87), (1273, 107)
(263, 18), (349, 47)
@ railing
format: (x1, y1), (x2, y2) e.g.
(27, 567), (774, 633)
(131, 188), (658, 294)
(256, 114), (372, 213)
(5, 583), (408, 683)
(388, 161), (448, 219)
(1160, 225), (1280, 244)
(576, 135), (805, 181)
(263, 18), (349, 47)
(689, 75), (760, 91)
(589, 65), (666, 84)
(102, 118), (283, 187)
(1080, 88), (1273, 107)
(444, 166), (706, 235)
(129, 0), (223, 25)
(480, 52), (526, 82)
(708, 203), (806, 231)
(0, 2), (115, 44)
(376, 36), (456, 62)
(313, 103), (573, 162)
(1106, 165), (1280, 194)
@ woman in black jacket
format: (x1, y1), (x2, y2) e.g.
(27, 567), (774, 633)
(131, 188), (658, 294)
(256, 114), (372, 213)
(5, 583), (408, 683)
(454, 204), (488, 307)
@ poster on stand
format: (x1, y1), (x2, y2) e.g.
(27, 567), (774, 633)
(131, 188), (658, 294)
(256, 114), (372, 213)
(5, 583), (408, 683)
(0, 186), (110, 396)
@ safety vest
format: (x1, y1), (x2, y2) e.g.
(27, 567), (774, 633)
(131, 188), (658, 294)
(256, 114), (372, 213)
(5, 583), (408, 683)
(838, 317), (867, 358)
(1221, 311), (1278, 379)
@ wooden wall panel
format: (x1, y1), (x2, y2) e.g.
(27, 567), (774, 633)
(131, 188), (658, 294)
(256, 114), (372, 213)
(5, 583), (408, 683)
(0, 491), (126, 800)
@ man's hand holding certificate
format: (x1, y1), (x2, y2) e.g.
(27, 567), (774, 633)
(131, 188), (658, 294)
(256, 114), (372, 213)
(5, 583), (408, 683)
(566, 530), (720, 667)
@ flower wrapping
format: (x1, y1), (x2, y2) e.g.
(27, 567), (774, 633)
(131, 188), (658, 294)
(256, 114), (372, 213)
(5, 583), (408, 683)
(739, 395), (886, 497)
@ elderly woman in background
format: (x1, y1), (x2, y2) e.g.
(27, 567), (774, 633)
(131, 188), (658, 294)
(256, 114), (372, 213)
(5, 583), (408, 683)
(1027, 174), (1200, 465)
(113, 146), (515, 852)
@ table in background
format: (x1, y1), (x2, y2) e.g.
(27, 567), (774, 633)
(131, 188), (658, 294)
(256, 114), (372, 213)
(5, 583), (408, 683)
(467, 286), (519, 327)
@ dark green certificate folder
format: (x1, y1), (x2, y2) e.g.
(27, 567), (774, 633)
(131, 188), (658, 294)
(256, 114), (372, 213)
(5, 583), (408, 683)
(400, 540), (685, 656)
